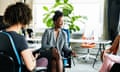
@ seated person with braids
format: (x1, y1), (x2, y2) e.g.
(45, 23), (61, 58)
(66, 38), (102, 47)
(41, 10), (76, 72)
(2, 2), (48, 72)
(99, 35), (120, 72)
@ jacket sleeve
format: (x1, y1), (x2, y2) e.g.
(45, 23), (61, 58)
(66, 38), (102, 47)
(41, 29), (53, 50)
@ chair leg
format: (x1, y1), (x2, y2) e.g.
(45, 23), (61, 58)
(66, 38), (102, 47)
(78, 49), (96, 61)
(63, 67), (65, 72)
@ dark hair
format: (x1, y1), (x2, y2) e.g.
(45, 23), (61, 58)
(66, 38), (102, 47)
(52, 10), (63, 22)
(0, 16), (6, 30)
(3, 2), (32, 28)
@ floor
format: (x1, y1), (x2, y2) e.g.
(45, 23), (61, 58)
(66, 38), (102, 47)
(65, 44), (104, 72)
(66, 54), (102, 72)
(65, 56), (102, 72)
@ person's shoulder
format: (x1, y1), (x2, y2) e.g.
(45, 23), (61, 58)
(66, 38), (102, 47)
(13, 32), (24, 37)
(47, 28), (53, 30)
(61, 29), (68, 34)
(8, 31), (26, 43)
(45, 28), (53, 32)
(7, 31), (24, 38)
(15, 33), (25, 41)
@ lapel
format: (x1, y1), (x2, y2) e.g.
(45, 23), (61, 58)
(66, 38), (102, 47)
(52, 28), (62, 48)
(51, 28), (56, 45)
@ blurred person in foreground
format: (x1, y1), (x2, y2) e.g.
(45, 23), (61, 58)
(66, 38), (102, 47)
(3, 2), (48, 72)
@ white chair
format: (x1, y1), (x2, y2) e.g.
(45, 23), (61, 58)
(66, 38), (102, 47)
(78, 36), (96, 61)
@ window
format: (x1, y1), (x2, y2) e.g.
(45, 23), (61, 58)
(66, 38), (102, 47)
(33, 0), (104, 39)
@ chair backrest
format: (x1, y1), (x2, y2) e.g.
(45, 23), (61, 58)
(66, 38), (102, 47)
(80, 35), (96, 48)
(62, 29), (70, 46)
(0, 32), (48, 72)
(62, 29), (72, 68)
(0, 32), (22, 72)
(0, 52), (15, 72)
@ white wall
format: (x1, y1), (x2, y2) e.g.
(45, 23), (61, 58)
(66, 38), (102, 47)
(0, 0), (21, 15)
(0, 0), (33, 15)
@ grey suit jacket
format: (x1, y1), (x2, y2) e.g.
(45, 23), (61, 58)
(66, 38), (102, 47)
(41, 28), (71, 57)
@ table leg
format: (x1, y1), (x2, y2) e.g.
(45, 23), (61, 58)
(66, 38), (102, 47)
(102, 44), (105, 50)
(92, 43), (102, 68)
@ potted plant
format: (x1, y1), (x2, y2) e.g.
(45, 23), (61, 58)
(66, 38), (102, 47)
(43, 0), (87, 33)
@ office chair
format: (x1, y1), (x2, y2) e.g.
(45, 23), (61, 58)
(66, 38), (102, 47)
(62, 29), (75, 72)
(0, 52), (16, 72)
(0, 32), (22, 72)
(78, 35), (96, 61)
(0, 32), (47, 72)
(26, 28), (33, 38)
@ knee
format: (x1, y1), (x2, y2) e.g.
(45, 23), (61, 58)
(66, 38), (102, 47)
(51, 59), (57, 67)
(52, 49), (60, 59)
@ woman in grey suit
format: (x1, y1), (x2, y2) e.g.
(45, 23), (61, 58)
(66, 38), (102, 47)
(41, 10), (76, 72)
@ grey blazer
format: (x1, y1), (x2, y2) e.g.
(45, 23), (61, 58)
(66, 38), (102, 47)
(41, 28), (71, 57)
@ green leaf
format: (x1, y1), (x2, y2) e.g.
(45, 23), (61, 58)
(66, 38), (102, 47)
(43, 14), (50, 23)
(63, 8), (71, 16)
(52, 3), (60, 8)
(43, 10), (55, 22)
(63, 3), (74, 16)
(75, 25), (80, 31)
(50, 10), (55, 14)
(43, 6), (49, 11)
(64, 3), (74, 12)
(71, 16), (81, 22)
(66, 3), (74, 10)
(64, 0), (68, 3)
(56, 0), (60, 3)
(46, 18), (53, 27)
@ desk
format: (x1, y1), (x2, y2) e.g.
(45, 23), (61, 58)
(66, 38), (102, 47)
(70, 39), (111, 44)
(26, 38), (42, 51)
(70, 38), (112, 67)
(26, 37), (42, 43)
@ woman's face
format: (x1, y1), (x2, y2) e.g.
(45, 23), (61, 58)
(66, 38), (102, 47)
(54, 16), (63, 28)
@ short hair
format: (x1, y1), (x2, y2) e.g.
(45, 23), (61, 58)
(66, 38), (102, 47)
(52, 10), (63, 22)
(3, 2), (32, 28)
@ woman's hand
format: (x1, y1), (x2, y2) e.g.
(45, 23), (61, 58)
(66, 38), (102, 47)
(101, 48), (112, 62)
(71, 51), (77, 57)
(104, 49), (111, 54)
(34, 53), (40, 59)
